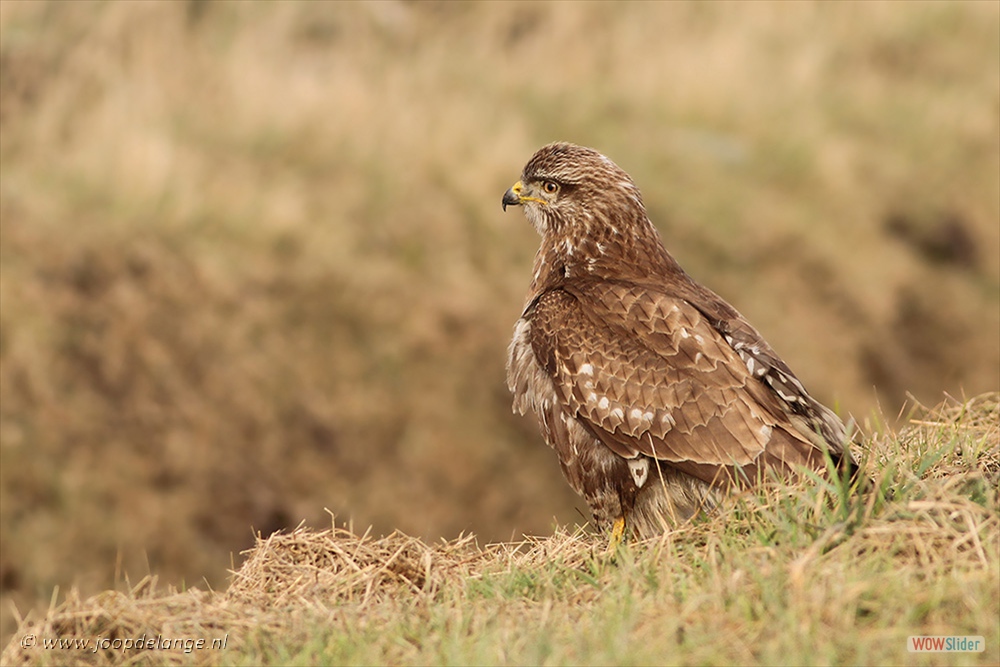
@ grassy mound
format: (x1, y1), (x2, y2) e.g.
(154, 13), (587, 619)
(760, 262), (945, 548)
(3, 395), (996, 666)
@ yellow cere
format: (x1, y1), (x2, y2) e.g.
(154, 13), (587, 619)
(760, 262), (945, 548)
(511, 180), (548, 206)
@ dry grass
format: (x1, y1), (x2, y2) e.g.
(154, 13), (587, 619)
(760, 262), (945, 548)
(1, 0), (998, 655)
(226, 523), (482, 610)
(2, 395), (997, 666)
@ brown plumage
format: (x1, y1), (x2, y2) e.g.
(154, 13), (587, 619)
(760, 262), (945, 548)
(503, 142), (857, 539)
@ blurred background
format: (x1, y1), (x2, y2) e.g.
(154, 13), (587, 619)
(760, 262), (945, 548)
(1, 0), (997, 643)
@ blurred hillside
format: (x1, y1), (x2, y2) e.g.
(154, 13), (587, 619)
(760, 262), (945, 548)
(1, 0), (998, 645)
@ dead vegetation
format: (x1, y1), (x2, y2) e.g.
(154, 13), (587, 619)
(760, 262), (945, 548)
(226, 524), (482, 609)
(0, 527), (599, 666)
(2, 395), (997, 666)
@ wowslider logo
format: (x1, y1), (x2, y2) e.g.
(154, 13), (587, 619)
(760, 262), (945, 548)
(908, 636), (985, 653)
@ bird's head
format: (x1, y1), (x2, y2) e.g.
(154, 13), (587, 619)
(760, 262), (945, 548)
(503, 143), (673, 285)
(502, 142), (646, 239)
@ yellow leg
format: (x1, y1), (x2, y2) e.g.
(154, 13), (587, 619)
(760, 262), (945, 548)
(608, 516), (626, 553)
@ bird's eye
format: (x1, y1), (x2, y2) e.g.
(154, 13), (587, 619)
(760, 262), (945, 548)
(542, 181), (559, 194)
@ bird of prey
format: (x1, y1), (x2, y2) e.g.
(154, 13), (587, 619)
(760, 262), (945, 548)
(503, 142), (857, 542)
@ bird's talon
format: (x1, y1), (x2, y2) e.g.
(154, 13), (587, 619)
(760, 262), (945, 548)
(608, 516), (626, 552)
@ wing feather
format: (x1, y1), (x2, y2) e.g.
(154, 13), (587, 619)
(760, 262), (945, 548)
(528, 283), (830, 485)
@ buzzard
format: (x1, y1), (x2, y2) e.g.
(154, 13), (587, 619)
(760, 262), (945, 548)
(503, 142), (857, 542)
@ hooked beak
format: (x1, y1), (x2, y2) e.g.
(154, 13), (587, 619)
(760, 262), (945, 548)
(502, 181), (523, 211)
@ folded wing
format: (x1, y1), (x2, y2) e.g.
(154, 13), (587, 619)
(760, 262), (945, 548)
(528, 282), (836, 485)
